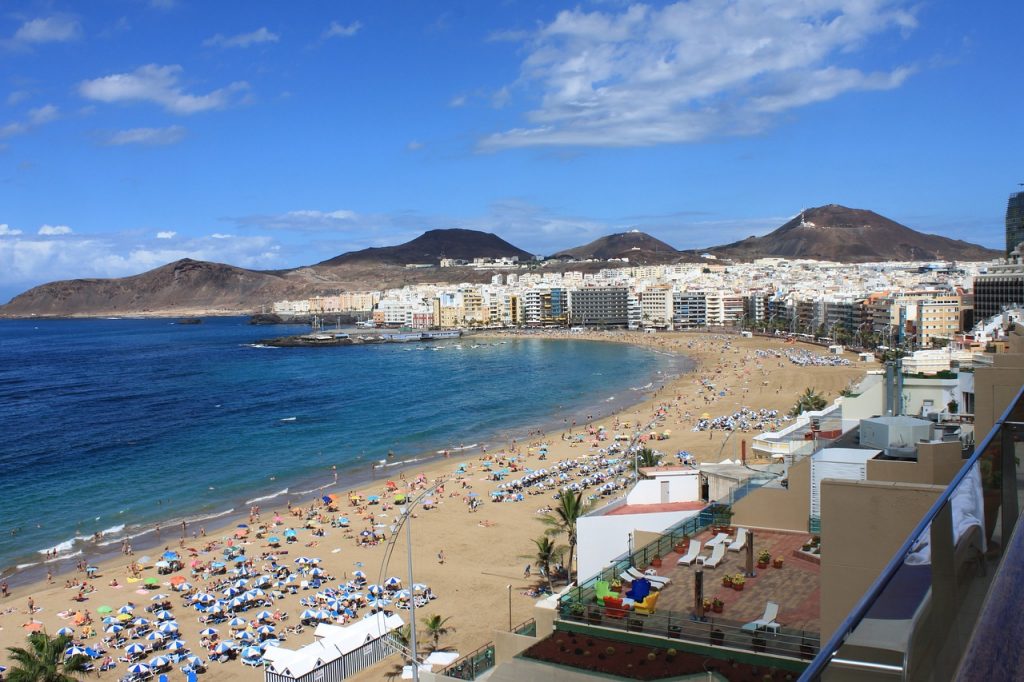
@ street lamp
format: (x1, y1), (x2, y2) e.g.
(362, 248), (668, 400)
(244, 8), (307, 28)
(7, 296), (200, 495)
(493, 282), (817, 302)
(507, 584), (512, 631)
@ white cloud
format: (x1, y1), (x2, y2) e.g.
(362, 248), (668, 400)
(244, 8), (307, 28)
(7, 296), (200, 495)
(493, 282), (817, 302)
(0, 103), (59, 139)
(406, 140), (423, 151)
(12, 16), (81, 44)
(156, 231), (177, 239)
(104, 125), (186, 146)
(204, 27), (279, 48)
(448, 94), (467, 108)
(481, 0), (918, 149)
(38, 224), (73, 235)
(28, 104), (58, 125)
(210, 233), (233, 239)
(236, 209), (360, 232)
(79, 64), (249, 115)
(0, 224), (23, 236)
(0, 233), (283, 293)
(323, 21), (362, 39)
(6, 91), (30, 106)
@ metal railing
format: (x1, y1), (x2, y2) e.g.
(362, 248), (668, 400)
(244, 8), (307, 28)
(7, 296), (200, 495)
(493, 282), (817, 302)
(439, 642), (495, 680)
(558, 602), (819, 661)
(801, 383), (1024, 680)
(511, 618), (537, 637)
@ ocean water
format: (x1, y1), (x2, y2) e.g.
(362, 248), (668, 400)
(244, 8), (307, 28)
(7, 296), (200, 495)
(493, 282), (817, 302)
(0, 317), (686, 578)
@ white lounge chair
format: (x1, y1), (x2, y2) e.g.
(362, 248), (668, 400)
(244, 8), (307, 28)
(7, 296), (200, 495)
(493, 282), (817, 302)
(744, 601), (780, 634)
(621, 566), (671, 589)
(728, 528), (748, 552)
(705, 532), (730, 547)
(677, 539), (702, 566)
(699, 544), (726, 568)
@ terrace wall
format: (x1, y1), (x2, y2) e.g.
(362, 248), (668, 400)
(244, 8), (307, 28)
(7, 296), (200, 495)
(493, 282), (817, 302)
(731, 456), (811, 533)
(865, 440), (964, 486)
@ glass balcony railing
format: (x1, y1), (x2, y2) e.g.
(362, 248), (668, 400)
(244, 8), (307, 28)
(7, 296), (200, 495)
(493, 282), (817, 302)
(801, 384), (1024, 680)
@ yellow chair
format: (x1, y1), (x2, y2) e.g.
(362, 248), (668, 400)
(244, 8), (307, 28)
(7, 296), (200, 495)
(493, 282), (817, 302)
(634, 591), (659, 615)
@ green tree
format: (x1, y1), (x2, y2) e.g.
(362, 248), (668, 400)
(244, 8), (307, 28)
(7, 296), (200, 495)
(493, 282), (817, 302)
(421, 614), (456, 653)
(540, 490), (586, 582)
(790, 387), (827, 416)
(635, 447), (661, 468)
(6, 632), (89, 682)
(523, 535), (565, 592)
(385, 624), (414, 681)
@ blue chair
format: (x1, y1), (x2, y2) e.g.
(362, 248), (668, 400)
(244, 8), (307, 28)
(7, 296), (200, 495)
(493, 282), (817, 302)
(626, 578), (651, 602)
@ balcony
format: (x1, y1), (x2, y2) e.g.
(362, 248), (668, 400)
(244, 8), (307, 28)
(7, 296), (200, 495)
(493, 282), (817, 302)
(802, 384), (1024, 680)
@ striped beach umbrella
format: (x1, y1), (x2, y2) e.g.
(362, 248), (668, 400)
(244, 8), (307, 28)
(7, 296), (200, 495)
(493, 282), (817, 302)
(199, 627), (218, 637)
(242, 646), (262, 659)
(144, 632), (164, 642)
(157, 622), (179, 634)
(214, 642), (234, 654)
(117, 605), (134, 614)
(125, 643), (146, 656)
(166, 640), (187, 652)
(155, 610), (174, 621)
(104, 624), (123, 635)
(64, 646), (88, 658)
(133, 617), (151, 626)
(229, 617), (248, 628)
(127, 663), (150, 675)
(184, 654), (204, 667)
(56, 627), (75, 637)
(237, 631), (255, 643)
(255, 624), (275, 636)
(261, 639), (281, 649)
(149, 655), (170, 668)
(255, 610), (274, 622)
(299, 609), (318, 620)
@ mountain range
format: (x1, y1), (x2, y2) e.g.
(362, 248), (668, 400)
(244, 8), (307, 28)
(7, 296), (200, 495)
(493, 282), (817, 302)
(0, 204), (1002, 316)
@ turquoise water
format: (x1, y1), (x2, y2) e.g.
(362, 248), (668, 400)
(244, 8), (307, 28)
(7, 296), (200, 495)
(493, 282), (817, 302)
(0, 318), (686, 578)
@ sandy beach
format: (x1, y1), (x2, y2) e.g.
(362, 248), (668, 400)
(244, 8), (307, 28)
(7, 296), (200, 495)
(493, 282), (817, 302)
(0, 331), (872, 681)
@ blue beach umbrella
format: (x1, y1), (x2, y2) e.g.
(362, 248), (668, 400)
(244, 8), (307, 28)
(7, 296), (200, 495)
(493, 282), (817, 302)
(255, 624), (275, 636)
(104, 624), (123, 635)
(144, 632), (164, 642)
(133, 617), (150, 627)
(267, 536), (280, 545)
(255, 610), (273, 622)
(261, 639), (281, 649)
(149, 655), (170, 668)
(199, 627), (218, 637)
(214, 642), (234, 654)
(118, 605), (134, 614)
(56, 626), (75, 637)
(229, 617), (248, 628)
(157, 622), (179, 634)
(156, 610), (174, 621)
(242, 645), (262, 659)
(184, 654), (203, 667)
(167, 640), (187, 652)
(237, 631), (255, 643)
(64, 646), (88, 658)
(125, 643), (146, 656)
(127, 662), (150, 675)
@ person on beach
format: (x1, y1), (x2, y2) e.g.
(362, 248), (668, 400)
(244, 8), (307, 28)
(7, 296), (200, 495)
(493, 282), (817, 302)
(1, 580), (8, 597)
(437, 549), (445, 565)
(26, 596), (34, 613)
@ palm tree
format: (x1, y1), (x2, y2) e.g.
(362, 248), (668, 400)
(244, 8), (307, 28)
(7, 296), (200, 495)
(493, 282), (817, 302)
(540, 490), (585, 582)
(421, 614), (455, 653)
(635, 447), (660, 468)
(790, 387), (827, 416)
(385, 624), (414, 681)
(6, 632), (89, 682)
(524, 535), (565, 592)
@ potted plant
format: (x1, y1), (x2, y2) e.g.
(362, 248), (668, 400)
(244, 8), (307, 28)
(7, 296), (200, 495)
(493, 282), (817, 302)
(568, 601), (585, 620)
(651, 554), (662, 568)
(772, 556), (784, 569)
(587, 606), (602, 625)
(674, 534), (690, 554)
(757, 550), (771, 569)
(702, 597), (713, 612)
(610, 577), (623, 594)
(712, 597), (724, 613)
(722, 574), (733, 588)
(731, 574), (746, 591)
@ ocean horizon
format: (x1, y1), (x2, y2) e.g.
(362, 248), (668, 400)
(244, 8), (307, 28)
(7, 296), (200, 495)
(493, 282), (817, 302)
(0, 317), (687, 581)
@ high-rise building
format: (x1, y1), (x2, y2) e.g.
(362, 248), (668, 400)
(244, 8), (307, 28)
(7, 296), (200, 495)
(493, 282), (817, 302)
(1007, 189), (1024, 255)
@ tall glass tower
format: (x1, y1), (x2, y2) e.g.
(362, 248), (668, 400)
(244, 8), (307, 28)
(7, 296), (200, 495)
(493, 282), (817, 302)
(1007, 190), (1024, 255)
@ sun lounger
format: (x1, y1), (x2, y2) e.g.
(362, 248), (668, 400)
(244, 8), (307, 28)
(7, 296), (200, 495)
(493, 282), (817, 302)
(742, 601), (780, 634)
(621, 566), (671, 589)
(677, 539), (702, 566)
(728, 528), (749, 552)
(699, 544), (726, 568)
(705, 532), (730, 547)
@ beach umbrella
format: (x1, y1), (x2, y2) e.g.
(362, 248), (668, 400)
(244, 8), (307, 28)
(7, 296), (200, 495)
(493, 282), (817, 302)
(144, 632), (164, 642)
(352, 570), (366, 580)
(256, 624), (275, 636)
(117, 613), (133, 622)
(162, 551), (179, 561)
(157, 622), (179, 634)
(229, 597), (247, 610)
(64, 646), (88, 658)
(255, 610), (274, 622)
(395, 590), (411, 601)
(267, 536), (280, 545)
(384, 576), (401, 588)
(368, 598), (390, 609)
(125, 643), (146, 656)
(199, 627), (218, 637)
(234, 578), (250, 588)
(56, 627), (75, 636)
(174, 580), (192, 591)
(412, 583), (429, 594)
(104, 624), (124, 635)
(300, 609), (318, 620)
(229, 617), (248, 629)
(21, 621), (43, 632)
(150, 593), (169, 601)
(367, 584), (384, 596)
(184, 654), (204, 667)
(118, 604), (135, 614)
(237, 631), (255, 643)
(101, 616), (117, 625)
(242, 645), (263, 659)
(149, 655), (170, 668)
(166, 640), (187, 652)
(248, 588), (267, 598)
(293, 556), (310, 564)
(156, 609), (174, 620)
(127, 663), (150, 675)
(254, 575), (271, 587)
(154, 560), (170, 570)
(133, 617), (150, 627)
(337, 517), (349, 526)
(261, 639), (281, 650)
(214, 642), (234, 655)
(143, 577), (159, 586)
(283, 529), (297, 538)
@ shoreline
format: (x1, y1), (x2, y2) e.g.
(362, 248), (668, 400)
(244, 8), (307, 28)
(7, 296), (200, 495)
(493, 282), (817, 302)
(0, 330), (872, 682)
(0, 334), (685, 588)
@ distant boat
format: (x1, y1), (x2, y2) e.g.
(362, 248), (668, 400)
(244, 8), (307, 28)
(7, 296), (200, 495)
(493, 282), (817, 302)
(177, 318), (202, 325)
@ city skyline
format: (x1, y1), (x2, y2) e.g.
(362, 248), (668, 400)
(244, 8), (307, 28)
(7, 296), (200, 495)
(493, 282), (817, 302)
(2, 1), (1022, 301)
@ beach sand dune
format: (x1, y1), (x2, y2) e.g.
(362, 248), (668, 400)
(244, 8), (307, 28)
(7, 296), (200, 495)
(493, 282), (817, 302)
(0, 332), (872, 681)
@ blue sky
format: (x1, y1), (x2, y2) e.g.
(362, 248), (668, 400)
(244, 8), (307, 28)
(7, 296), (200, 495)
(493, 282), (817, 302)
(1, 0), (1021, 301)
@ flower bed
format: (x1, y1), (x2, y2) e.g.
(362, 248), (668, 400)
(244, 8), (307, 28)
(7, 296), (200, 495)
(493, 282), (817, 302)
(522, 632), (800, 681)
